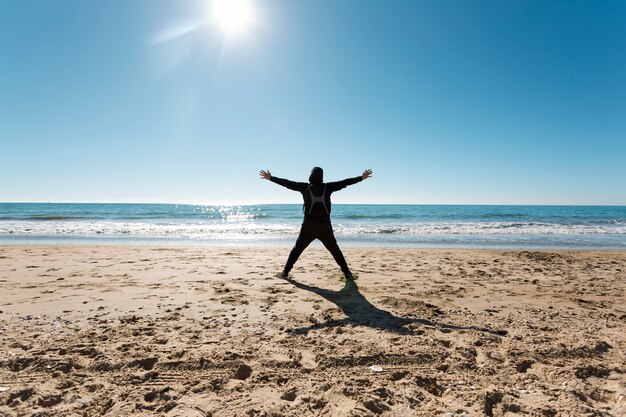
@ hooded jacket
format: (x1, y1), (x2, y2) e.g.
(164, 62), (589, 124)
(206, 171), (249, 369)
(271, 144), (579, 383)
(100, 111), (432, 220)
(270, 167), (362, 218)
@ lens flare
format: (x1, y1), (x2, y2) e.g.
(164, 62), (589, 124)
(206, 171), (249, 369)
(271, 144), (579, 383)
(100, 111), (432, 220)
(212, 0), (255, 36)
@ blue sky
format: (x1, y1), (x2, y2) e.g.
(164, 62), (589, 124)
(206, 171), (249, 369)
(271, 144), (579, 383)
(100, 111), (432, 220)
(1, 0), (625, 205)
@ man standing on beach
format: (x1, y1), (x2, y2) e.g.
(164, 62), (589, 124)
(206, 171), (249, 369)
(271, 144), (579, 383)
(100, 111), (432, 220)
(260, 167), (373, 280)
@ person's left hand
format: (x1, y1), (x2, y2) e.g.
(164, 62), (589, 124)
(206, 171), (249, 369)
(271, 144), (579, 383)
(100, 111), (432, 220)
(259, 170), (272, 180)
(362, 169), (373, 180)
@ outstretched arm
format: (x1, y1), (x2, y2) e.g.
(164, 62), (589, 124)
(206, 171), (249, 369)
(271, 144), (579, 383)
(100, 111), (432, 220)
(327, 169), (373, 192)
(259, 169), (307, 192)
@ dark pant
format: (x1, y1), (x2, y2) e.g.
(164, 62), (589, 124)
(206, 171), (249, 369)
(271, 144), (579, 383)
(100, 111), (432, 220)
(284, 217), (349, 273)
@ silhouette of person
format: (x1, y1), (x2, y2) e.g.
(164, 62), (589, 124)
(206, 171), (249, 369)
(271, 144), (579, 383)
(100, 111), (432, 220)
(260, 167), (373, 280)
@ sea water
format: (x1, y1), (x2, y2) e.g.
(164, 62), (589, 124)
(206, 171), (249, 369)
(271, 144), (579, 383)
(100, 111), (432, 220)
(0, 203), (624, 249)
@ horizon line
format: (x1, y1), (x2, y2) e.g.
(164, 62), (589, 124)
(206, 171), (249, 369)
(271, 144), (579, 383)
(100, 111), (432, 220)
(1, 201), (626, 207)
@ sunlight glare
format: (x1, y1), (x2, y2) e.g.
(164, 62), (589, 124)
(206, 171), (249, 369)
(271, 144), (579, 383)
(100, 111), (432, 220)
(212, 0), (255, 37)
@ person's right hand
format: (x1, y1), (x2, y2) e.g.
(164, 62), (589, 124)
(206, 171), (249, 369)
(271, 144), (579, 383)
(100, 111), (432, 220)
(259, 170), (272, 180)
(362, 169), (373, 180)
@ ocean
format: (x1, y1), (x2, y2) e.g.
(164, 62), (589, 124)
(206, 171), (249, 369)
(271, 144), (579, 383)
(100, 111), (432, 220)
(0, 203), (625, 249)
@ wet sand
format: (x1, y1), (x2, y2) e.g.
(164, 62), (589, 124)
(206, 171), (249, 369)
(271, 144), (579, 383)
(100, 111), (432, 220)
(0, 245), (625, 416)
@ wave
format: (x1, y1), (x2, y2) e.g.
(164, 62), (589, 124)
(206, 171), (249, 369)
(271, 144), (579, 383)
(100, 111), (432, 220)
(334, 221), (626, 236)
(0, 213), (274, 222)
(478, 213), (526, 219)
(0, 216), (93, 221)
(27, 216), (91, 221)
(336, 213), (406, 220)
(1, 220), (625, 239)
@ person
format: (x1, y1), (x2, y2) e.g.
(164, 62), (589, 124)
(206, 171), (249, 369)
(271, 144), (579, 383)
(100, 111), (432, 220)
(260, 167), (373, 280)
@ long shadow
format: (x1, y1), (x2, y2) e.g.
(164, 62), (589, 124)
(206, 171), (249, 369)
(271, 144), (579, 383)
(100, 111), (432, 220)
(283, 277), (507, 336)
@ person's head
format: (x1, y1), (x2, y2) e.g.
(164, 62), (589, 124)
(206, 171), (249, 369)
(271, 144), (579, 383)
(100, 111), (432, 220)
(309, 166), (323, 184)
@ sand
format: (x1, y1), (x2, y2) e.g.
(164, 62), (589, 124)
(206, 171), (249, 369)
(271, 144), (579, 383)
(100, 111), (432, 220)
(0, 245), (625, 417)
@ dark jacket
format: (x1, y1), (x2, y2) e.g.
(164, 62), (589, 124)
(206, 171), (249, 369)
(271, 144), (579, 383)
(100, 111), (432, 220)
(270, 176), (363, 218)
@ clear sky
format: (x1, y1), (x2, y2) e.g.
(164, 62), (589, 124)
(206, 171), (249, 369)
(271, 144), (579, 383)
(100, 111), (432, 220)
(1, 0), (625, 205)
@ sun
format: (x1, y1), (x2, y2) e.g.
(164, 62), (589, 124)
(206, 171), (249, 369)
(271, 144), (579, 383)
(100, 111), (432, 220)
(211, 0), (255, 37)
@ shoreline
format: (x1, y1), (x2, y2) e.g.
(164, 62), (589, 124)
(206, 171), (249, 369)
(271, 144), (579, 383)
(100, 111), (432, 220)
(1, 245), (625, 415)
(2, 203), (625, 252)
(1, 239), (625, 250)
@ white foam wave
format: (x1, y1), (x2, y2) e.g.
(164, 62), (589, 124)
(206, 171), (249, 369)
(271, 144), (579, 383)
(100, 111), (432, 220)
(1, 220), (625, 240)
(334, 222), (626, 236)
(0, 220), (298, 240)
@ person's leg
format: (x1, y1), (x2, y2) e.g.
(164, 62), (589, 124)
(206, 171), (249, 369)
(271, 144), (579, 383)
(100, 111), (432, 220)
(283, 222), (315, 276)
(317, 220), (351, 275)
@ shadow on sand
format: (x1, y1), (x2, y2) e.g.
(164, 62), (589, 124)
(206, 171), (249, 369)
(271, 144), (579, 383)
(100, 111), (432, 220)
(283, 277), (507, 336)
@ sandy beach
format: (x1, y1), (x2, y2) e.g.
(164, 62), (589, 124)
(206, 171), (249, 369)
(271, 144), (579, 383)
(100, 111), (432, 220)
(0, 245), (624, 416)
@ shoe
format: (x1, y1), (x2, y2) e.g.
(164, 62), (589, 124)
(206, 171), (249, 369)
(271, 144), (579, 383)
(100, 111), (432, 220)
(278, 270), (289, 279)
(343, 270), (355, 280)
